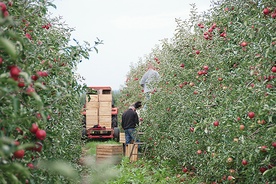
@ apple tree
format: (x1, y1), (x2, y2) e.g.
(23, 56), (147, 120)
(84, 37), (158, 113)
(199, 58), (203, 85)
(118, 0), (275, 183)
(0, 0), (99, 183)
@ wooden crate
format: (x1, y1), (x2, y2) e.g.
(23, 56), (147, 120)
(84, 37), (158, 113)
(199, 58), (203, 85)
(125, 144), (138, 162)
(99, 106), (112, 116)
(99, 89), (111, 94)
(99, 101), (112, 107)
(96, 144), (123, 164)
(86, 108), (98, 116)
(119, 133), (125, 144)
(87, 94), (98, 102)
(98, 94), (112, 102)
(99, 115), (111, 128)
(86, 115), (98, 129)
(86, 101), (99, 108)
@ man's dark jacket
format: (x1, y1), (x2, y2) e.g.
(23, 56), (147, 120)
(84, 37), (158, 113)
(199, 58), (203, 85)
(122, 108), (139, 130)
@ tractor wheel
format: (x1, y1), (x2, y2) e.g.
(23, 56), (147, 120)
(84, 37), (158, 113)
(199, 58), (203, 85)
(113, 127), (120, 142)
(81, 128), (87, 140)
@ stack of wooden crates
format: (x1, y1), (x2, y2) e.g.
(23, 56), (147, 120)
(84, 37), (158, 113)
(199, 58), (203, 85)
(86, 87), (113, 129)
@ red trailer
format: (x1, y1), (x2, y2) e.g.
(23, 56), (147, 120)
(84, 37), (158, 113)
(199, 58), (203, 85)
(82, 86), (120, 141)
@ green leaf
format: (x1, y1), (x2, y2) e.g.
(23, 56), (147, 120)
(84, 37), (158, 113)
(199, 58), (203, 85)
(12, 97), (19, 115)
(0, 37), (17, 59)
(34, 82), (47, 90)
(94, 47), (98, 53)
(47, 2), (57, 9)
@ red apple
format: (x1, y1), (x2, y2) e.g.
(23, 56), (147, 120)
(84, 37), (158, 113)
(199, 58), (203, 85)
(242, 159), (248, 166)
(27, 163), (34, 169)
(180, 63), (185, 68)
(10, 66), (21, 77)
(240, 41), (248, 47)
(260, 146), (267, 152)
(272, 12), (276, 19)
(182, 167), (188, 173)
(266, 84), (273, 89)
(227, 176), (234, 181)
(33, 142), (43, 152)
(195, 50), (200, 55)
(263, 7), (270, 15)
(0, 2), (7, 12)
(248, 111), (255, 119)
(203, 65), (209, 70)
(25, 33), (32, 40)
(14, 141), (20, 146)
(240, 124), (245, 130)
(31, 75), (39, 81)
(36, 129), (46, 140)
(272, 66), (276, 73)
(213, 121), (219, 126)
(30, 123), (39, 134)
(13, 149), (25, 159)
(198, 70), (203, 75)
(18, 81), (25, 88)
(220, 32), (227, 37)
(26, 86), (35, 95)
(272, 142), (276, 148)
(259, 167), (267, 173)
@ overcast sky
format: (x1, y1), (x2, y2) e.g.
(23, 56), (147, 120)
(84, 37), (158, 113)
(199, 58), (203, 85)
(50, 0), (212, 90)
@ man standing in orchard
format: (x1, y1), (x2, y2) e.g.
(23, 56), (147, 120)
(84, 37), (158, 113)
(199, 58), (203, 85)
(139, 62), (160, 109)
(122, 105), (139, 145)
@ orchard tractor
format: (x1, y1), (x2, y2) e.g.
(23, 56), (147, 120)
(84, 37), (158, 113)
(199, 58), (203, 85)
(82, 86), (120, 141)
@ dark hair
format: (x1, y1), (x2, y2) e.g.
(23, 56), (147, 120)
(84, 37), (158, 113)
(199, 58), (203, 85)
(134, 101), (142, 109)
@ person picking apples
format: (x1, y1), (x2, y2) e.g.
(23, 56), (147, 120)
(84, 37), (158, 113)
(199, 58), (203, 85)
(139, 62), (160, 109)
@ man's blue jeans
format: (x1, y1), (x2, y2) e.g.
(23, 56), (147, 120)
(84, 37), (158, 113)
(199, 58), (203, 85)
(124, 128), (136, 145)
(143, 92), (151, 110)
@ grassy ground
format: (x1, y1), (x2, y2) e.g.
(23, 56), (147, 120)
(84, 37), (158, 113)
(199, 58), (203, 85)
(84, 139), (121, 155)
(81, 140), (201, 184)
